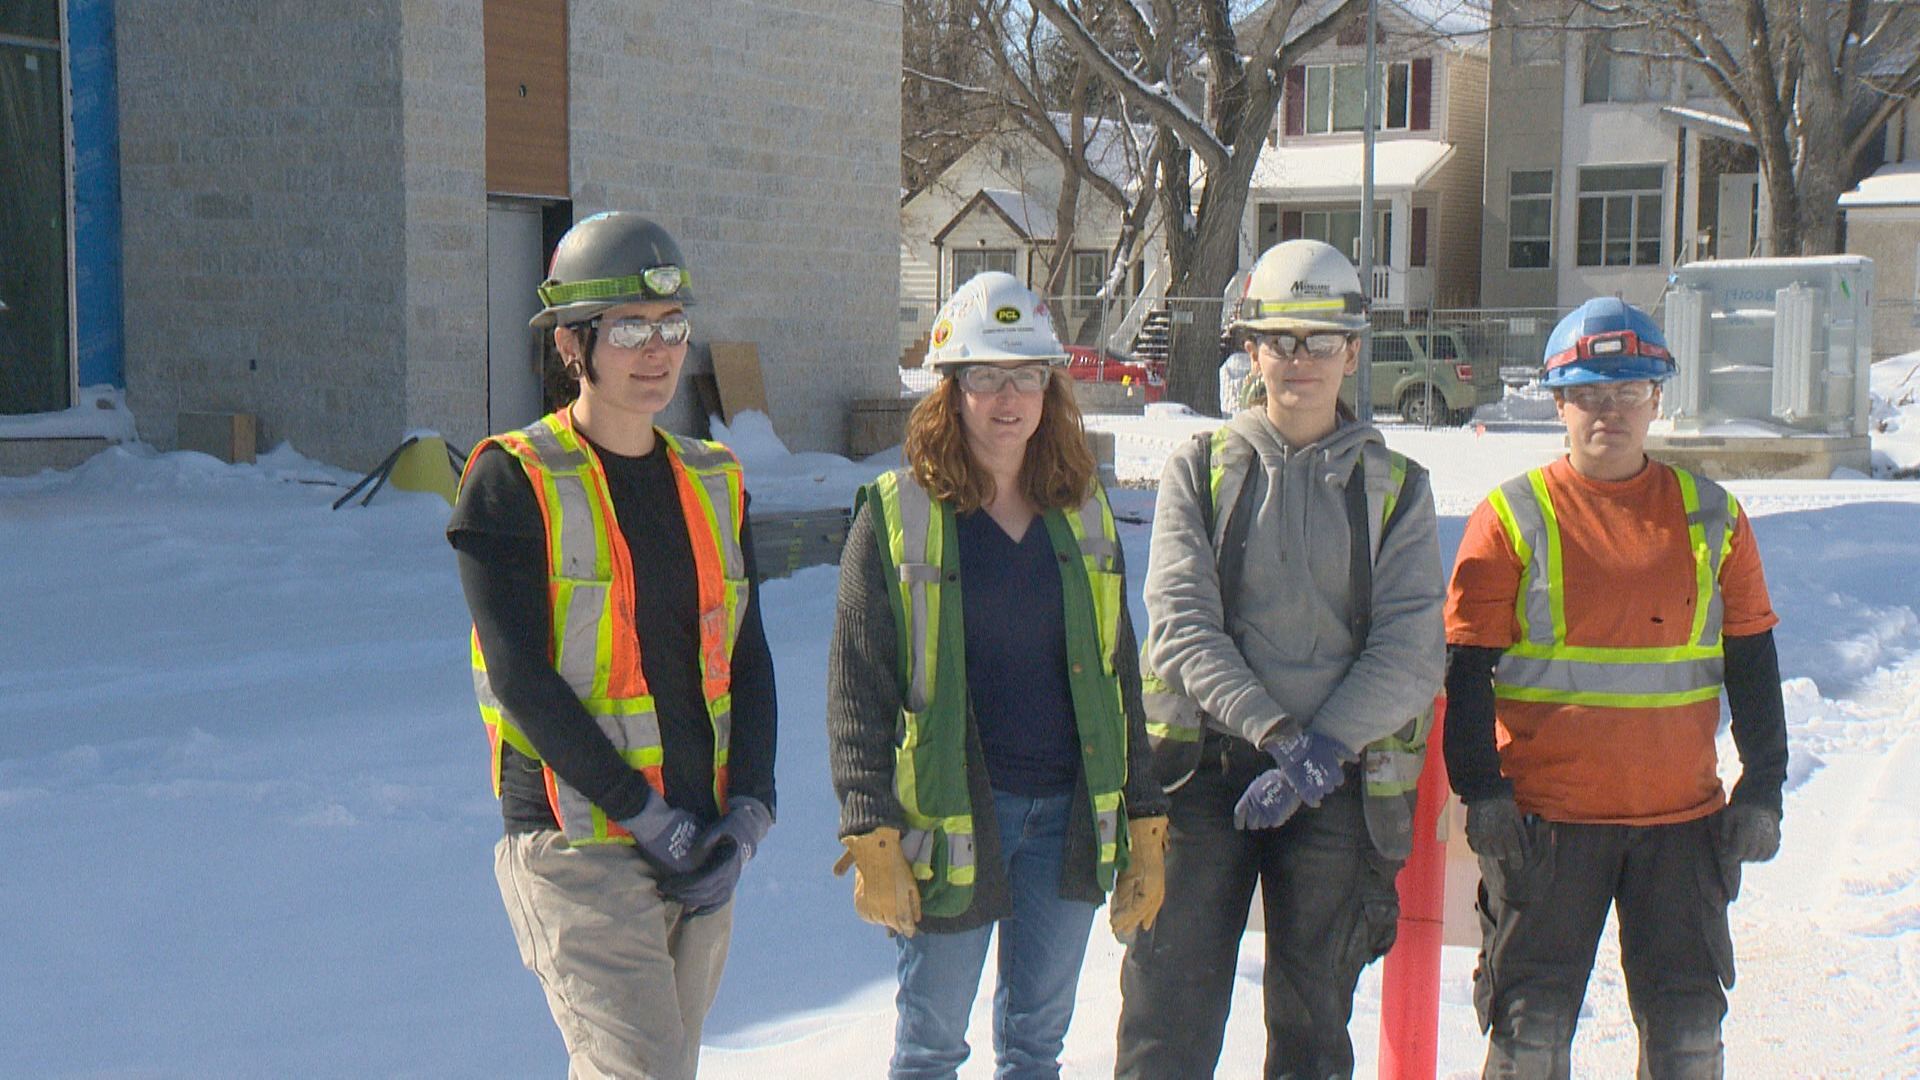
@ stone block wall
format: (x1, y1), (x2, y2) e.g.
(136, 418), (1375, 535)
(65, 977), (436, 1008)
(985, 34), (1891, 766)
(118, 2), (412, 469)
(118, 0), (901, 469)
(568, 0), (902, 453)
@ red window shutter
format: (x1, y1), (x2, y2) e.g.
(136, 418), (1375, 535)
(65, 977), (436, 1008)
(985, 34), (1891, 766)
(1411, 58), (1433, 130)
(1285, 66), (1305, 137)
(1411, 206), (1429, 267)
(1282, 211), (1303, 241)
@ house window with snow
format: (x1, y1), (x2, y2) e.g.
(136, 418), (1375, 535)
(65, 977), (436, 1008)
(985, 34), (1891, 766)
(1576, 165), (1664, 267)
(1285, 59), (1431, 137)
(1509, 170), (1554, 270)
(953, 248), (1016, 290)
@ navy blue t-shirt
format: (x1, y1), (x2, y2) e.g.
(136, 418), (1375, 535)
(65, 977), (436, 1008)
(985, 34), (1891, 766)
(956, 508), (1081, 796)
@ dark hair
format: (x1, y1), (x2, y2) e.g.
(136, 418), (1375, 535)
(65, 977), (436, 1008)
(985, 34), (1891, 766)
(902, 371), (1097, 514)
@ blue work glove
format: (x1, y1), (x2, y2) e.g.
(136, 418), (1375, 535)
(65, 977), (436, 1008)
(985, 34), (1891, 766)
(664, 797), (773, 917)
(1464, 793), (1529, 863)
(1233, 731), (1353, 830)
(616, 791), (710, 876)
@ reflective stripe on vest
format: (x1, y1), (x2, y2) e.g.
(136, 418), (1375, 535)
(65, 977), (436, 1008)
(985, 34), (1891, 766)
(868, 470), (1131, 916)
(465, 411), (747, 845)
(1487, 465), (1735, 709)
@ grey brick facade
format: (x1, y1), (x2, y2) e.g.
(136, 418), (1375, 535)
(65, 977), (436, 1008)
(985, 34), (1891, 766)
(118, 0), (900, 470)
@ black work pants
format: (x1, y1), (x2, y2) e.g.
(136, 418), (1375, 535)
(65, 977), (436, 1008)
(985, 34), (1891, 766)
(1474, 814), (1736, 1080)
(1115, 732), (1402, 1080)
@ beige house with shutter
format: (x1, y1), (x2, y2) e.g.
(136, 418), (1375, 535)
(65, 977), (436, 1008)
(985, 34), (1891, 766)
(1245, 0), (1488, 312)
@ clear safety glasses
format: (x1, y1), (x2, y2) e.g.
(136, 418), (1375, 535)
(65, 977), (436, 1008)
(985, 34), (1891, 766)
(1252, 331), (1354, 359)
(600, 312), (692, 350)
(1561, 381), (1657, 411)
(957, 364), (1051, 395)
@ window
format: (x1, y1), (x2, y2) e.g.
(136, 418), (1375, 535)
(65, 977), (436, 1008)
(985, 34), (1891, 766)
(952, 248), (1015, 289)
(1509, 170), (1554, 269)
(1372, 335), (1415, 365)
(0, 3), (71, 413)
(1582, 30), (1669, 105)
(1297, 209), (1390, 265)
(1576, 166), (1664, 267)
(1303, 61), (1415, 134)
(1071, 250), (1106, 314)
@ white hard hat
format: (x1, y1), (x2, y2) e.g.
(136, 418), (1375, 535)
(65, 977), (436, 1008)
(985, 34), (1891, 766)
(1230, 239), (1369, 334)
(924, 271), (1067, 369)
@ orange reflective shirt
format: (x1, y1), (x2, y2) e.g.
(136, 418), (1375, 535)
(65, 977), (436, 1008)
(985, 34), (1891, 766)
(1446, 457), (1778, 824)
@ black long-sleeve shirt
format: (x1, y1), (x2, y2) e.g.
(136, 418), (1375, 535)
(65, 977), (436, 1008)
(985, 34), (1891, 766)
(448, 438), (777, 832)
(1443, 630), (1788, 815)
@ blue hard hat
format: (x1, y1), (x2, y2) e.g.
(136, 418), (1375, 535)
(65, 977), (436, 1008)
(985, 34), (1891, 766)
(1541, 297), (1676, 387)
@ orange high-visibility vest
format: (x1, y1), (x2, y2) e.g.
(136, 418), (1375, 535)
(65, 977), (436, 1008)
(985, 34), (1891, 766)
(465, 410), (747, 845)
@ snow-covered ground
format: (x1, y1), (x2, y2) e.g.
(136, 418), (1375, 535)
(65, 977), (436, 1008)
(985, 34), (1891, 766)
(3, 357), (1919, 1077)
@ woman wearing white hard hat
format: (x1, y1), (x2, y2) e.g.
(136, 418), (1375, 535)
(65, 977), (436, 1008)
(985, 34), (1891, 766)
(1117, 240), (1447, 1078)
(828, 271), (1169, 1078)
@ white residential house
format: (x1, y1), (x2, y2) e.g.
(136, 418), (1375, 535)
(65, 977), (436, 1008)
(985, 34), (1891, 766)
(899, 121), (1166, 364)
(1483, 0), (1810, 314)
(1246, 0), (1490, 313)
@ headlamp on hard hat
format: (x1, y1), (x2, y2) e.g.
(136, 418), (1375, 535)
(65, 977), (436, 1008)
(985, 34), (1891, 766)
(538, 265), (692, 309)
(1546, 330), (1669, 373)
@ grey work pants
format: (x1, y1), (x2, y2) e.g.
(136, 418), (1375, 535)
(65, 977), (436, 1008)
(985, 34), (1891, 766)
(1474, 814), (1735, 1080)
(495, 831), (733, 1080)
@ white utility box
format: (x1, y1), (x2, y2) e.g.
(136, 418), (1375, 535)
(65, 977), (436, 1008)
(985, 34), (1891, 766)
(1663, 256), (1873, 435)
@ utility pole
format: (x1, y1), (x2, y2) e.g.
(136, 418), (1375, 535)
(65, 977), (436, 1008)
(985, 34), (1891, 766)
(1355, 0), (1378, 423)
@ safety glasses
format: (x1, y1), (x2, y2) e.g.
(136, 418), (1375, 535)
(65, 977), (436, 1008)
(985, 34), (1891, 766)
(957, 364), (1051, 395)
(1252, 331), (1354, 359)
(1561, 381), (1657, 411)
(600, 312), (692, 350)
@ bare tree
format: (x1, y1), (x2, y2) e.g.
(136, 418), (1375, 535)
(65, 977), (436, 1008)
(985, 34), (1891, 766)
(902, 0), (1012, 200)
(1554, 0), (1920, 255)
(1032, 0), (1366, 409)
(961, 1), (1163, 338)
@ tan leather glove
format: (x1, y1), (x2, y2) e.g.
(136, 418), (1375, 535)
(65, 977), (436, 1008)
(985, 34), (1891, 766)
(832, 827), (921, 937)
(1109, 815), (1169, 938)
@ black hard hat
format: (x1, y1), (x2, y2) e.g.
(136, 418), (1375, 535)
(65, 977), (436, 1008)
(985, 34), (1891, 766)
(530, 212), (696, 329)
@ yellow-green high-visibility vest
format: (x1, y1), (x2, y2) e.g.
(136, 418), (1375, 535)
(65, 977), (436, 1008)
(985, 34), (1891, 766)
(1487, 464), (1736, 709)
(858, 470), (1133, 918)
(465, 411), (748, 845)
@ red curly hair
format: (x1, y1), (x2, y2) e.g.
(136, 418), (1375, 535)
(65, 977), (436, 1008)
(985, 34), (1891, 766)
(901, 370), (1097, 514)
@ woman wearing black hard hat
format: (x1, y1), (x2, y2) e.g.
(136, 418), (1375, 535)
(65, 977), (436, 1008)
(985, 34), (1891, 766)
(448, 212), (778, 1079)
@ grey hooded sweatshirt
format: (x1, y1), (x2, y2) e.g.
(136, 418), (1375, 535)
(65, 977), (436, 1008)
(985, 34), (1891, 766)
(1143, 410), (1446, 755)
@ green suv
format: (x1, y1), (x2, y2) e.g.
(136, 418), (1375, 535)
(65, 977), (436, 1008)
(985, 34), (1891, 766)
(1340, 328), (1502, 426)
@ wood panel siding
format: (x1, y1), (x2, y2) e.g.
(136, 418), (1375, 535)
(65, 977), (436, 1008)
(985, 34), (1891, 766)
(1433, 51), (1488, 307)
(485, 0), (568, 198)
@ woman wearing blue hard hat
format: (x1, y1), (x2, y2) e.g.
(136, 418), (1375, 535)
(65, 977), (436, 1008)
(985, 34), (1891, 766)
(1443, 296), (1788, 1076)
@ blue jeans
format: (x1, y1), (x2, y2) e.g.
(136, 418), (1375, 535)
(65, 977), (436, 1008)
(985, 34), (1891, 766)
(891, 790), (1099, 1080)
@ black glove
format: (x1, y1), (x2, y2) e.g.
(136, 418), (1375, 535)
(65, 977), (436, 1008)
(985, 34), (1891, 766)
(616, 791), (711, 876)
(1465, 793), (1529, 863)
(1717, 803), (1781, 866)
(663, 797), (773, 917)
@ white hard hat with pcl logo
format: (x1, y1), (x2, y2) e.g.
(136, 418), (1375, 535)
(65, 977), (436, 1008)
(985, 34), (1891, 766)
(924, 271), (1068, 369)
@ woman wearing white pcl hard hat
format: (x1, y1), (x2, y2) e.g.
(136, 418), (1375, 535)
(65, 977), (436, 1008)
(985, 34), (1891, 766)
(827, 271), (1169, 1078)
(1117, 240), (1447, 1079)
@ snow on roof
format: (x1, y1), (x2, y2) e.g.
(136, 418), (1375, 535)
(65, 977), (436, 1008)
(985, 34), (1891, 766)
(1840, 161), (1920, 209)
(1249, 137), (1454, 198)
(980, 188), (1058, 240)
(1044, 114), (1156, 193)
(1660, 105), (1753, 143)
